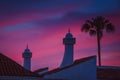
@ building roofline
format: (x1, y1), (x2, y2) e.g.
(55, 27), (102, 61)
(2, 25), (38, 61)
(33, 67), (48, 73)
(0, 53), (39, 77)
(40, 55), (96, 77)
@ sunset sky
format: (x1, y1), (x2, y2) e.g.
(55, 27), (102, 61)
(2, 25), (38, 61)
(0, 0), (120, 71)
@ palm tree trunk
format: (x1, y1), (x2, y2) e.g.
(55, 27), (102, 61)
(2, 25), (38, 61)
(97, 30), (101, 66)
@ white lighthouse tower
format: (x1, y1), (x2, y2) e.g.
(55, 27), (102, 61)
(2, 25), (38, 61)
(22, 45), (32, 71)
(60, 30), (76, 68)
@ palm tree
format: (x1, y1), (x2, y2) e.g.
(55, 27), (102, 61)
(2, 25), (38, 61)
(81, 16), (115, 66)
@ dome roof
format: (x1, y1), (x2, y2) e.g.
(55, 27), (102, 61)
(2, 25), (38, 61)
(24, 45), (31, 52)
(25, 48), (30, 52)
(65, 33), (73, 38)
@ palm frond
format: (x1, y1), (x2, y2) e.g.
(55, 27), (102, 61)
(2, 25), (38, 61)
(81, 23), (91, 32)
(106, 23), (115, 32)
(104, 19), (109, 24)
(86, 20), (93, 27)
(94, 16), (105, 30)
(89, 29), (96, 36)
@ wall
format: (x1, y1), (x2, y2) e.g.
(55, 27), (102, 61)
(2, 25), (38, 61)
(0, 76), (41, 80)
(45, 57), (96, 80)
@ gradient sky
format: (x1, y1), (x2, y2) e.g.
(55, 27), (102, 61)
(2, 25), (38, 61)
(0, 0), (120, 71)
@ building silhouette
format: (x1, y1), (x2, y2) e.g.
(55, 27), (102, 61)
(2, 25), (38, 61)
(60, 29), (76, 68)
(0, 31), (120, 80)
(22, 45), (32, 71)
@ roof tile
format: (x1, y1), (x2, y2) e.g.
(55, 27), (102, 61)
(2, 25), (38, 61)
(0, 53), (38, 76)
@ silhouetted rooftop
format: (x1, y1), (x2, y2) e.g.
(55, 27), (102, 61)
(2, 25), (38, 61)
(33, 67), (48, 74)
(40, 56), (96, 77)
(0, 53), (38, 76)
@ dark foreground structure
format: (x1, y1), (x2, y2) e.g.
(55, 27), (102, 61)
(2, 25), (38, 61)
(0, 31), (120, 80)
(0, 53), (120, 80)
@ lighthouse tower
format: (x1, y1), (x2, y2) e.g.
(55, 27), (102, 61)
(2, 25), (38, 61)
(60, 30), (76, 68)
(22, 45), (32, 71)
